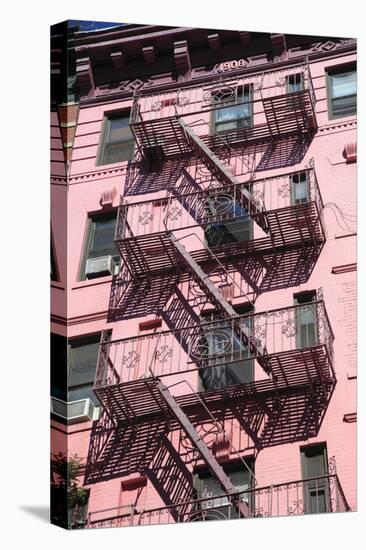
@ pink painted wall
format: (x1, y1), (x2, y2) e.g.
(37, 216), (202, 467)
(51, 50), (357, 523)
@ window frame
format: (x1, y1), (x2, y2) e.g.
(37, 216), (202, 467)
(300, 443), (330, 514)
(51, 230), (60, 282)
(294, 291), (317, 349)
(79, 210), (119, 281)
(96, 111), (135, 166)
(290, 171), (310, 206)
(210, 85), (253, 135)
(194, 458), (255, 518)
(286, 73), (304, 94)
(204, 189), (253, 248)
(198, 304), (254, 391)
(67, 333), (101, 406)
(326, 63), (356, 120)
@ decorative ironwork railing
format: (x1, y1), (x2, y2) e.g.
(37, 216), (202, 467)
(94, 298), (334, 389)
(87, 471), (350, 528)
(115, 167), (323, 241)
(130, 62), (316, 125)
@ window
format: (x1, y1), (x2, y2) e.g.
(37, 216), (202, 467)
(81, 211), (119, 280)
(67, 334), (100, 406)
(194, 459), (254, 520)
(286, 73), (304, 93)
(212, 86), (252, 133)
(204, 193), (252, 248)
(301, 444), (329, 514)
(51, 236), (59, 282)
(97, 112), (134, 165)
(327, 65), (356, 119)
(290, 171), (309, 205)
(294, 291), (317, 349)
(199, 304), (254, 391)
(51, 333), (67, 402)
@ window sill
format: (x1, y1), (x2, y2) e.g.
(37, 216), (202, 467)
(51, 281), (65, 290)
(327, 113), (357, 124)
(72, 275), (113, 290)
(95, 158), (133, 170)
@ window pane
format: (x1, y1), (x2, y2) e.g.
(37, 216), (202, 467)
(287, 74), (303, 93)
(88, 215), (118, 259)
(291, 172), (309, 204)
(332, 95), (357, 117)
(200, 318), (253, 390)
(330, 71), (356, 99)
(108, 117), (131, 143)
(99, 113), (135, 165)
(104, 140), (135, 164)
(196, 465), (252, 519)
(91, 218), (115, 250)
(68, 340), (99, 387)
(328, 68), (356, 118)
(214, 88), (251, 133)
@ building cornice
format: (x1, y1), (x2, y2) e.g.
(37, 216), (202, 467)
(77, 40), (356, 107)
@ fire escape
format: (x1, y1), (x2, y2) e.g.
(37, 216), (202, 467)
(85, 63), (344, 524)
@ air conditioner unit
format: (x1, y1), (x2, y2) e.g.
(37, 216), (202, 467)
(51, 397), (98, 424)
(85, 255), (116, 279)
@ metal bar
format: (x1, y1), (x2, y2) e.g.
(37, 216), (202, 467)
(154, 378), (251, 518)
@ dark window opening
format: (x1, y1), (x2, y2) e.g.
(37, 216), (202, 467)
(51, 333), (68, 401)
(301, 444), (329, 514)
(204, 192), (253, 248)
(97, 112), (134, 165)
(199, 303), (254, 391)
(194, 458), (254, 520)
(327, 64), (356, 119)
(51, 238), (59, 282)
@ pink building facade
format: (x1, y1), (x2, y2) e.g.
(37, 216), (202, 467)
(50, 22), (357, 529)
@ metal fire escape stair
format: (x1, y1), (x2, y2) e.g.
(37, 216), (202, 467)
(178, 119), (269, 234)
(155, 378), (251, 518)
(169, 233), (269, 369)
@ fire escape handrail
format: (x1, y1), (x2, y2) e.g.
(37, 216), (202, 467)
(97, 299), (332, 347)
(148, 375), (258, 487)
(162, 230), (255, 309)
(87, 471), (350, 526)
(130, 60), (317, 124)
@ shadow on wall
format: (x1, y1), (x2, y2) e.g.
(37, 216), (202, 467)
(85, 380), (335, 485)
(123, 133), (312, 196)
(108, 243), (323, 321)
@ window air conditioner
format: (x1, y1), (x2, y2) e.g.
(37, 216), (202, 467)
(85, 255), (116, 278)
(51, 397), (98, 424)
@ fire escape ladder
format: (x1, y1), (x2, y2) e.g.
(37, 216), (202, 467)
(144, 433), (196, 520)
(178, 119), (269, 234)
(154, 378), (251, 518)
(168, 233), (268, 365)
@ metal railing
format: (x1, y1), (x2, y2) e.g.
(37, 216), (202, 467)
(94, 299), (334, 389)
(115, 167), (323, 241)
(130, 62), (316, 125)
(87, 471), (349, 528)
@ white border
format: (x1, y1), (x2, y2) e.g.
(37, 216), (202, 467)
(1, 1), (364, 548)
